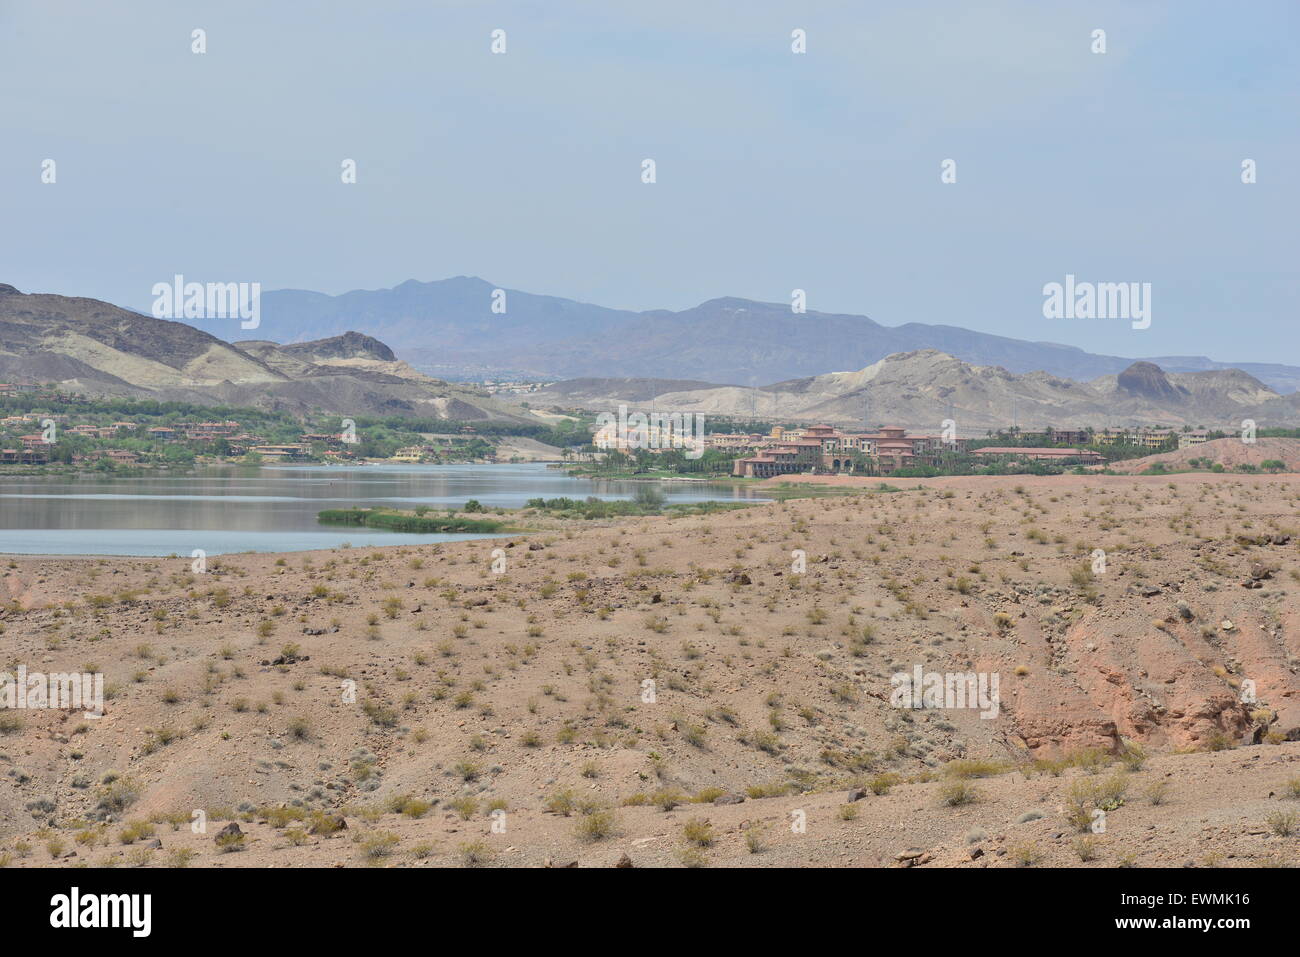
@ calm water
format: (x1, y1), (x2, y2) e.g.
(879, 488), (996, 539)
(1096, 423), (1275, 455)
(0, 463), (766, 556)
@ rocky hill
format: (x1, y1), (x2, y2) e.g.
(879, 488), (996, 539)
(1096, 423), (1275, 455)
(0, 285), (529, 422)
(0, 283), (282, 392)
(531, 349), (1292, 432)
(279, 331), (396, 363)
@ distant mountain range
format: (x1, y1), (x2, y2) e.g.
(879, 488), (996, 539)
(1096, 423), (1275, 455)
(4, 280), (1297, 432)
(529, 350), (1298, 433)
(0, 284), (531, 422)
(177, 276), (1300, 394)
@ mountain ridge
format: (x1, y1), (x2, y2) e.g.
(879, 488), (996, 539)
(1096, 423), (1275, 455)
(174, 277), (1300, 393)
(530, 349), (1294, 432)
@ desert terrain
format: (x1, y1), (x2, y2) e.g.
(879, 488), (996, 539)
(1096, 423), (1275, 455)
(2, 471), (1299, 868)
(1102, 437), (1300, 474)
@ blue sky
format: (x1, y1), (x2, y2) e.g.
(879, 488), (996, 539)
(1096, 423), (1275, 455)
(1, 0), (1296, 363)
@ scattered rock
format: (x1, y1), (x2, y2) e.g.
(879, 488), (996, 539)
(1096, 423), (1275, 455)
(215, 822), (242, 844)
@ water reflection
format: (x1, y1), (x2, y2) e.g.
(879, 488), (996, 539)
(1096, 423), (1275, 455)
(0, 463), (766, 556)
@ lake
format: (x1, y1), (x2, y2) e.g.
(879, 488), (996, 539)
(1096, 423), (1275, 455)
(0, 463), (768, 556)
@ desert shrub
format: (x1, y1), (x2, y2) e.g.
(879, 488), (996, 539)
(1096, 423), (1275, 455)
(1011, 841), (1042, 866)
(575, 809), (617, 842)
(939, 781), (977, 806)
(682, 818), (715, 847)
(1267, 811), (1297, 836)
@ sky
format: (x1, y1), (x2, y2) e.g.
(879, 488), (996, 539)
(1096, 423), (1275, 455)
(1, 0), (1296, 364)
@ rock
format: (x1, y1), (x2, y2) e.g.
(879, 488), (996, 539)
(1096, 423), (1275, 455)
(895, 847), (925, 861)
(615, 853), (634, 868)
(1138, 585), (1161, 597)
(845, 787), (869, 803)
(544, 858), (579, 868)
(970, 847), (984, 860)
(215, 822), (242, 844)
(713, 792), (746, 806)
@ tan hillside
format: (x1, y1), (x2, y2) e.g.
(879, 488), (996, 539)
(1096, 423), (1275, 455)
(1105, 437), (1300, 474)
(0, 286), (284, 390)
(533, 350), (1284, 432)
(0, 286), (534, 422)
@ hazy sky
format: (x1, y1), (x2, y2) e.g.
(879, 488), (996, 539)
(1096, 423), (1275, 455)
(2, 0), (1296, 363)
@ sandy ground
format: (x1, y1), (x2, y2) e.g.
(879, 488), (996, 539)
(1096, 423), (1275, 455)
(1, 471), (1298, 868)
(491, 436), (563, 462)
(1103, 437), (1299, 474)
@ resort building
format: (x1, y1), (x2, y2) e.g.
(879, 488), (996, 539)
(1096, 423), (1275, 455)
(732, 425), (965, 477)
(0, 447), (48, 464)
(96, 450), (141, 464)
(1093, 427), (1179, 448)
(729, 445), (812, 478)
(1047, 428), (1090, 446)
(250, 444), (309, 460)
(969, 447), (1104, 465)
